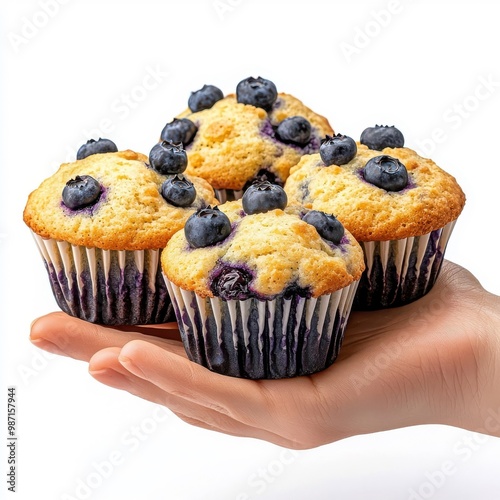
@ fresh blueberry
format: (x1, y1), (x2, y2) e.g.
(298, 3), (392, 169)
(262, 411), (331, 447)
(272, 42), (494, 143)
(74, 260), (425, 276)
(236, 76), (278, 111)
(188, 84), (224, 112)
(161, 175), (197, 207)
(275, 116), (311, 146)
(62, 175), (102, 210)
(303, 210), (344, 245)
(319, 134), (357, 166)
(363, 155), (408, 192)
(160, 118), (197, 146)
(149, 141), (188, 175)
(184, 207), (232, 248)
(360, 125), (405, 151)
(242, 181), (287, 215)
(76, 138), (118, 160)
(210, 267), (253, 300)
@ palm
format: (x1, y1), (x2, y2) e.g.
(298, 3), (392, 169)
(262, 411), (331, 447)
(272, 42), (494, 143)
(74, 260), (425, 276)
(30, 261), (499, 449)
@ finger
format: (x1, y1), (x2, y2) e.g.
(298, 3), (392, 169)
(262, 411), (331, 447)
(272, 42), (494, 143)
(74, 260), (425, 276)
(116, 339), (334, 450)
(30, 312), (185, 362)
(115, 322), (182, 341)
(91, 347), (295, 447)
(89, 347), (176, 401)
(118, 340), (275, 424)
(168, 409), (298, 449)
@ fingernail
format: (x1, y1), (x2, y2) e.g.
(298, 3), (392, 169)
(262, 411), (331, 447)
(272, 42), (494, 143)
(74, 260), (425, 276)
(30, 338), (66, 356)
(88, 368), (111, 377)
(119, 355), (146, 378)
(89, 367), (132, 389)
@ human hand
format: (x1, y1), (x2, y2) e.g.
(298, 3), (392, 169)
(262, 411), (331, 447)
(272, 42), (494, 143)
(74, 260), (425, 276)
(30, 261), (500, 449)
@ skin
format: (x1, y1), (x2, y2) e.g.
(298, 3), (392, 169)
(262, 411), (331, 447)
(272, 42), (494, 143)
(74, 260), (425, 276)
(30, 261), (500, 450)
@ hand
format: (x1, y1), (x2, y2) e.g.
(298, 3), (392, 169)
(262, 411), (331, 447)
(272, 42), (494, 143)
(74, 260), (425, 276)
(30, 261), (500, 449)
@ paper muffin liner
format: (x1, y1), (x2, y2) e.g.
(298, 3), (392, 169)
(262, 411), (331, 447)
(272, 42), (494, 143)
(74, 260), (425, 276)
(353, 220), (457, 310)
(164, 278), (359, 379)
(31, 232), (175, 325)
(214, 188), (244, 204)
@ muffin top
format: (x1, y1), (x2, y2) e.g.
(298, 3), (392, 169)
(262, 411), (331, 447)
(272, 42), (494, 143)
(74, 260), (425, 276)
(284, 144), (466, 241)
(23, 150), (218, 250)
(162, 191), (364, 300)
(160, 77), (333, 191)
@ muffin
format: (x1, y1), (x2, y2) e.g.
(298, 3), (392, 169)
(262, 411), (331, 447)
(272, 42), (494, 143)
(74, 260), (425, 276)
(161, 183), (364, 379)
(284, 127), (466, 309)
(159, 77), (333, 202)
(23, 148), (218, 325)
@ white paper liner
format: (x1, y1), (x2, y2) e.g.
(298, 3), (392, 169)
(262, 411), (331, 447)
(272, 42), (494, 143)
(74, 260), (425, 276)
(214, 189), (244, 204)
(164, 277), (359, 379)
(355, 220), (457, 309)
(31, 232), (173, 324)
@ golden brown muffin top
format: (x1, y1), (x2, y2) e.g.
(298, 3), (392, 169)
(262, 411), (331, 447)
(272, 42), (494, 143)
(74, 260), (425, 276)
(23, 150), (218, 250)
(284, 145), (466, 241)
(162, 200), (364, 299)
(176, 93), (333, 190)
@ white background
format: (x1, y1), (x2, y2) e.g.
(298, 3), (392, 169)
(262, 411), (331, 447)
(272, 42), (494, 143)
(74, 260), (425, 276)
(2, 1), (500, 499)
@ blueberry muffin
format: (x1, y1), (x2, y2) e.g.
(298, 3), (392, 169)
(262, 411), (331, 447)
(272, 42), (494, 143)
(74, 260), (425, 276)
(23, 148), (218, 325)
(159, 77), (333, 202)
(284, 127), (466, 309)
(161, 182), (364, 379)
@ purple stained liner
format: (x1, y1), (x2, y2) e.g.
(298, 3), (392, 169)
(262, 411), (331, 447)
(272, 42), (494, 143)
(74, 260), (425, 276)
(31, 233), (175, 325)
(353, 221), (457, 310)
(164, 278), (359, 379)
(214, 188), (244, 204)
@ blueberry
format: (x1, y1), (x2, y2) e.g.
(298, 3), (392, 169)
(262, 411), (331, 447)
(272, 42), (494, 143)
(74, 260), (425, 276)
(303, 210), (344, 245)
(319, 134), (357, 166)
(236, 76), (278, 111)
(210, 267), (253, 300)
(149, 141), (188, 175)
(184, 206), (232, 248)
(62, 175), (102, 210)
(363, 155), (408, 192)
(161, 175), (197, 207)
(76, 138), (118, 160)
(160, 118), (197, 146)
(275, 116), (311, 146)
(360, 125), (405, 151)
(242, 181), (287, 215)
(188, 84), (224, 112)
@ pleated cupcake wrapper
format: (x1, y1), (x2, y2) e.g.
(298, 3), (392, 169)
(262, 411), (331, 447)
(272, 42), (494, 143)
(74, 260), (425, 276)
(214, 188), (244, 204)
(164, 277), (359, 379)
(354, 220), (456, 310)
(31, 232), (174, 325)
